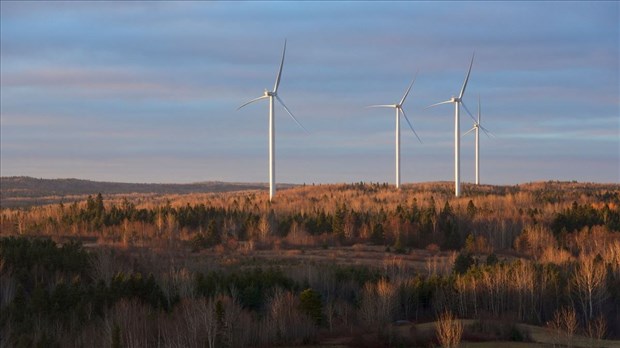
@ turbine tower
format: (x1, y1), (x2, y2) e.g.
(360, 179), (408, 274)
(464, 95), (493, 185)
(237, 40), (307, 201)
(368, 75), (422, 189)
(426, 53), (476, 197)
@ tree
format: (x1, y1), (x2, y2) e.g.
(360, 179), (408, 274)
(370, 222), (385, 245)
(548, 306), (578, 348)
(586, 315), (607, 343)
(573, 256), (607, 321)
(466, 200), (477, 218)
(375, 279), (397, 326)
(266, 288), (315, 344)
(486, 253), (499, 266)
(111, 323), (122, 348)
(332, 204), (346, 241)
(206, 220), (221, 246)
(258, 214), (273, 240)
(453, 253), (475, 275)
(464, 234), (476, 253)
(299, 288), (323, 325)
(436, 310), (463, 348)
(201, 298), (218, 348)
(439, 202), (460, 249)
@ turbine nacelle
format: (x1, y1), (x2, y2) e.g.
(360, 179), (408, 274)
(450, 97), (460, 103)
(264, 90), (276, 97)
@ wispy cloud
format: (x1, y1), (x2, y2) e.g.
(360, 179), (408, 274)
(1, 1), (618, 183)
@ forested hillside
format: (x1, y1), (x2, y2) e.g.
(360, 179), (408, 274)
(0, 176), (284, 208)
(1, 181), (619, 347)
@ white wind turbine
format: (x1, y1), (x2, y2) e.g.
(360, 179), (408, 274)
(464, 95), (493, 185)
(368, 74), (422, 189)
(237, 40), (307, 201)
(426, 53), (476, 197)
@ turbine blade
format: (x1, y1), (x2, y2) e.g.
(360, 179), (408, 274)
(273, 39), (287, 93)
(399, 71), (418, 106)
(480, 125), (495, 138)
(400, 108), (422, 143)
(424, 100), (452, 109)
(477, 94), (481, 124)
(458, 52), (475, 99)
(461, 101), (477, 123)
(463, 127), (476, 136)
(237, 95), (268, 110)
(477, 96), (494, 138)
(276, 95), (308, 133)
(367, 104), (396, 108)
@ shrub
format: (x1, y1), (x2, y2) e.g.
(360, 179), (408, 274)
(436, 310), (463, 348)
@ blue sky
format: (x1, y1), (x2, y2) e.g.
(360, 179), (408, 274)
(1, 1), (618, 184)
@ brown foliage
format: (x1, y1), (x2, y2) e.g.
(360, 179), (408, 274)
(436, 310), (463, 348)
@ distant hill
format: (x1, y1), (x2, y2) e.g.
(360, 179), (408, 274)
(0, 176), (291, 208)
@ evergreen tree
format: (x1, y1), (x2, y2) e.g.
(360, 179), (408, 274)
(371, 222), (385, 245)
(333, 204), (346, 241)
(299, 288), (323, 325)
(206, 220), (221, 246)
(467, 200), (477, 218)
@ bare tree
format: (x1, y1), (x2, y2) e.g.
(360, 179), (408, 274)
(324, 299), (336, 332)
(258, 215), (273, 241)
(513, 260), (536, 322)
(514, 225), (556, 259)
(180, 299), (201, 348)
(435, 310), (463, 348)
(573, 256), (607, 321)
(376, 279), (397, 325)
(105, 299), (151, 348)
(262, 288), (315, 345)
(90, 249), (125, 286)
(219, 291), (249, 348)
(286, 221), (312, 246)
(0, 266), (16, 309)
(359, 279), (397, 330)
(548, 306), (578, 348)
(359, 282), (377, 327)
(586, 315), (607, 346)
(201, 298), (218, 348)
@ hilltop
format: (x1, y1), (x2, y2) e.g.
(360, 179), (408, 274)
(2, 176), (617, 209)
(0, 176), (295, 208)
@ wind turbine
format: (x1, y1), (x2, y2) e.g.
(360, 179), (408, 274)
(426, 53), (476, 197)
(368, 74), (422, 189)
(464, 95), (493, 185)
(237, 40), (307, 201)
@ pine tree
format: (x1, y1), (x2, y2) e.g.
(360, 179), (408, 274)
(299, 288), (323, 325)
(371, 222), (385, 245)
(206, 220), (221, 246)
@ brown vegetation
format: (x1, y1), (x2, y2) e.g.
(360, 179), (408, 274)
(1, 181), (619, 347)
(435, 310), (464, 348)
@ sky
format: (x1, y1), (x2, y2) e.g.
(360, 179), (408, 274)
(1, 1), (619, 185)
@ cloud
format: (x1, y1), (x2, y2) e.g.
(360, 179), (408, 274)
(1, 1), (618, 184)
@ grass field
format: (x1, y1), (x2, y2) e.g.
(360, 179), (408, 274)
(396, 320), (620, 348)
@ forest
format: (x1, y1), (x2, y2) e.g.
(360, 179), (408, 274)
(1, 181), (619, 347)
